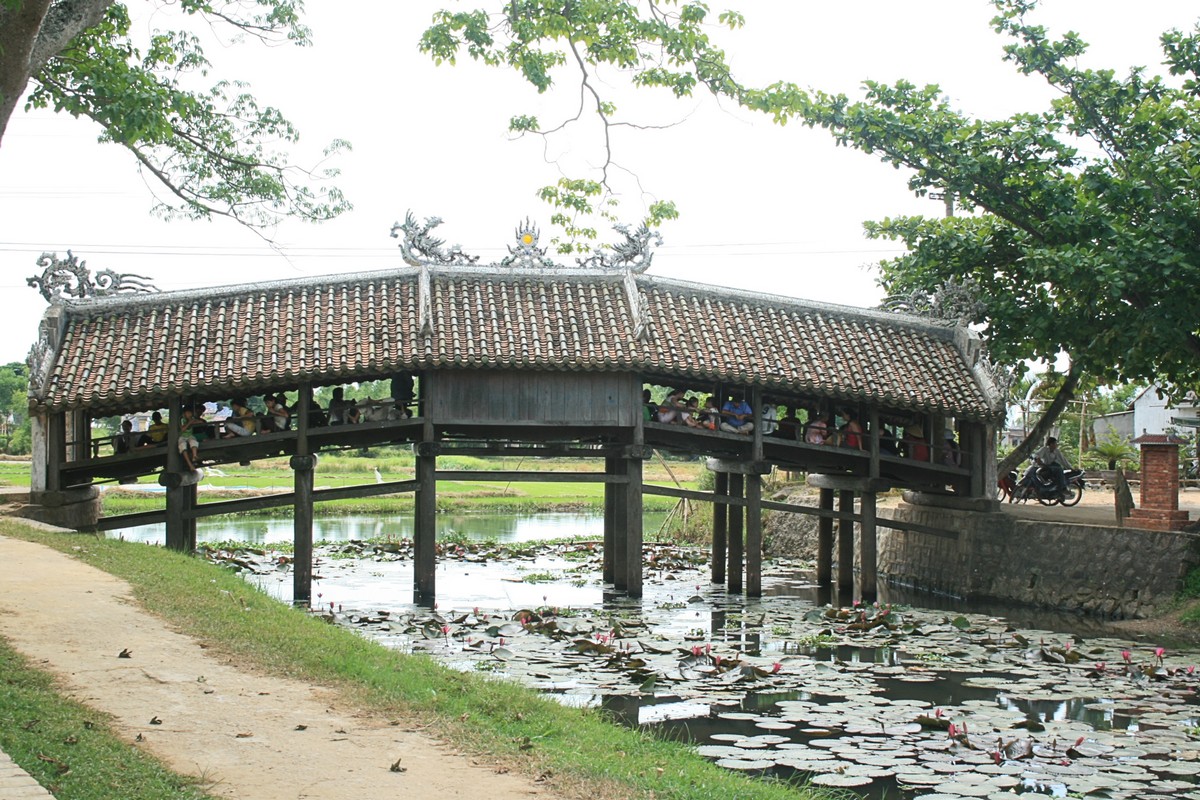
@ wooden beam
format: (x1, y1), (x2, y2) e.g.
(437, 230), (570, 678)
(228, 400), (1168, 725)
(746, 473), (762, 596)
(711, 471), (727, 585)
(837, 489), (855, 593)
(623, 453), (644, 598)
(413, 425), (437, 604)
(860, 491), (877, 603)
(433, 470), (627, 484)
(728, 473), (744, 593)
(643, 482), (749, 508)
(603, 456), (617, 583)
(47, 412), (65, 493)
(293, 386), (314, 608)
(817, 487), (833, 586)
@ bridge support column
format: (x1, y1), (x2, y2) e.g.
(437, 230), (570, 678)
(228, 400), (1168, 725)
(291, 455), (315, 607)
(603, 456), (618, 584)
(622, 453), (643, 597)
(414, 440), (438, 604)
(816, 488), (834, 586)
(810, 475), (892, 602)
(711, 471), (728, 585)
(727, 473), (744, 594)
(837, 490), (855, 593)
(746, 472), (762, 597)
(164, 481), (197, 553)
(859, 491), (877, 603)
(162, 397), (195, 553)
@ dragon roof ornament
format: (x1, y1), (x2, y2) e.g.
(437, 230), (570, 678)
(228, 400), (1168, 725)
(391, 211), (660, 274)
(27, 251), (159, 302)
(392, 212), (656, 343)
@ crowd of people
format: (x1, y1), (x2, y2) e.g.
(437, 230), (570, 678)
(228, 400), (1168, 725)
(643, 387), (963, 465)
(111, 374), (417, 471)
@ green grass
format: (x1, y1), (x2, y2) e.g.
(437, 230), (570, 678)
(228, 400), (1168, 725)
(0, 638), (211, 800)
(0, 519), (826, 800)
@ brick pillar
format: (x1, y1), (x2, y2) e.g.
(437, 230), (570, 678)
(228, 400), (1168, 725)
(1128, 434), (1191, 531)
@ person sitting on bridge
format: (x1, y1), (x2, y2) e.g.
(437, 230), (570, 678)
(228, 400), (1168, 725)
(805, 409), (831, 444)
(113, 419), (135, 454)
(657, 388), (686, 424)
(902, 422), (929, 461)
(391, 371), (414, 418)
(839, 408), (864, 450)
(942, 429), (962, 467)
(137, 411), (168, 447)
(642, 388), (655, 421)
(776, 407), (802, 440)
(261, 394), (291, 432)
(328, 387), (351, 425)
(1028, 436), (1071, 494)
(222, 399), (257, 438)
(178, 406), (202, 471)
(697, 396), (720, 430)
(720, 392), (754, 435)
(761, 403), (779, 436)
(682, 396), (705, 428)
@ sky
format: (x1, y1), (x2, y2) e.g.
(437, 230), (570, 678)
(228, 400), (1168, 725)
(1, 1), (1196, 367)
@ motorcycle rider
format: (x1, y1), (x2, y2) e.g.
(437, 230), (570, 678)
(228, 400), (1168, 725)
(1023, 436), (1072, 497)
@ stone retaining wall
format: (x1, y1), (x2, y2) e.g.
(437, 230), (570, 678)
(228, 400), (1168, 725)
(765, 498), (1200, 618)
(879, 504), (1200, 618)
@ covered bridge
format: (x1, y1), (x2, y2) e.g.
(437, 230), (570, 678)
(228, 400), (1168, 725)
(23, 220), (1006, 603)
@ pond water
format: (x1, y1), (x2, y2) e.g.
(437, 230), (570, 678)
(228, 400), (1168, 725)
(189, 513), (1200, 799)
(106, 510), (670, 547)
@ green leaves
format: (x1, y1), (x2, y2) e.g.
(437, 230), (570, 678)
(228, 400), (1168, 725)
(25, 2), (350, 230)
(423, 0), (747, 246)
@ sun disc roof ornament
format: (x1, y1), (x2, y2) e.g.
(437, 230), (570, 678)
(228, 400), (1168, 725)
(500, 218), (556, 269)
(27, 251), (159, 303)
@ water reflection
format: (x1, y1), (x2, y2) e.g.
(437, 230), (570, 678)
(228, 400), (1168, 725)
(106, 510), (668, 546)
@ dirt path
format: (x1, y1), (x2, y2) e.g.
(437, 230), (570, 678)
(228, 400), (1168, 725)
(0, 533), (562, 800)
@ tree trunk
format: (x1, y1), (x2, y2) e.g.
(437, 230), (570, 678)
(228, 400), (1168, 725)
(0, 0), (53, 143)
(0, 0), (114, 145)
(997, 361), (1083, 477)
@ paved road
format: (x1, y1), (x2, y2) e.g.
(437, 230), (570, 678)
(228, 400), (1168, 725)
(999, 485), (1200, 528)
(0, 748), (53, 799)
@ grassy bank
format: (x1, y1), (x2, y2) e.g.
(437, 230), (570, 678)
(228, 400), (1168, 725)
(0, 638), (211, 800)
(0, 520), (827, 800)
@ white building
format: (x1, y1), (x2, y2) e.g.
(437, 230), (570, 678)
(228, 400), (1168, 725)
(1092, 385), (1200, 442)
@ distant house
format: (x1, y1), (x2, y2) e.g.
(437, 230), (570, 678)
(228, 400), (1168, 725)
(1093, 385), (1200, 442)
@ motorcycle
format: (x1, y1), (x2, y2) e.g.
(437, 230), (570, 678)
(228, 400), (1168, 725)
(1002, 465), (1085, 506)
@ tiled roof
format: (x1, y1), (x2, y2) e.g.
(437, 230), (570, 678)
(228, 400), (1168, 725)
(30, 266), (1000, 420)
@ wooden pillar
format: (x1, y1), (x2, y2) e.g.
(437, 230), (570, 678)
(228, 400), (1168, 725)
(292, 458), (314, 606)
(164, 397), (187, 552)
(859, 491), (877, 603)
(837, 489), (855, 593)
(816, 487), (834, 586)
(46, 411), (65, 492)
(622, 453), (644, 597)
(613, 461), (630, 591)
(292, 386), (314, 606)
(711, 471), (728, 585)
(603, 455), (618, 584)
(414, 436), (437, 603)
(727, 473), (744, 593)
(867, 408), (880, 479)
(746, 472), (762, 596)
